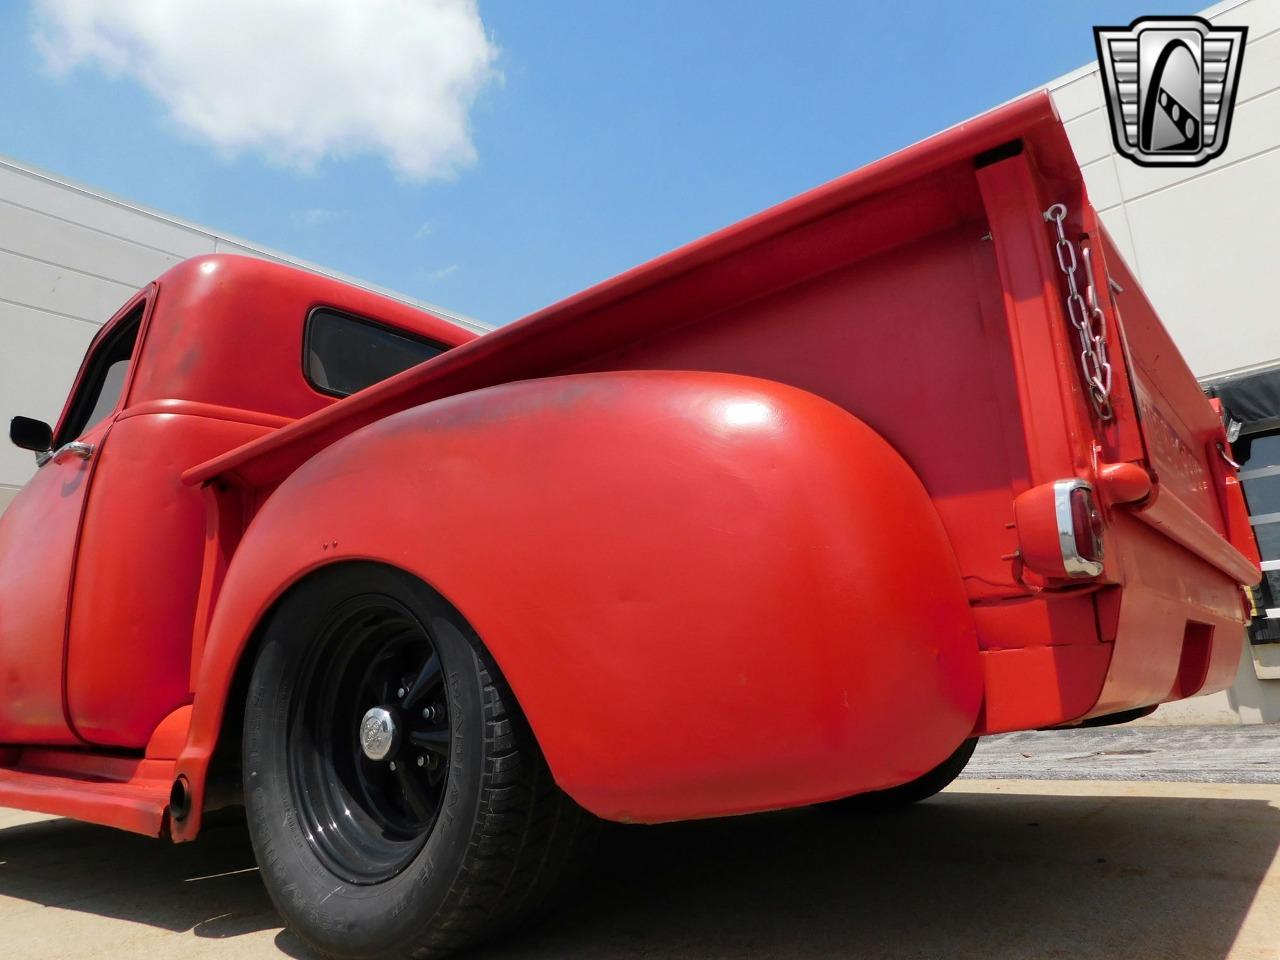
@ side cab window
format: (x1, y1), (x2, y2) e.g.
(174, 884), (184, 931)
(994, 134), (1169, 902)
(55, 306), (143, 447)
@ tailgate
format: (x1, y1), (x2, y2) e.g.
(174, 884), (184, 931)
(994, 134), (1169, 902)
(1095, 227), (1260, 586)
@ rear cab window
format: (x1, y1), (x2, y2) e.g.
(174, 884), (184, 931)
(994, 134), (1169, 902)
(305, 308), (446, 398)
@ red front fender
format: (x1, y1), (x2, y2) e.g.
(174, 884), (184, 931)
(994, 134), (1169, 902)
(174, 371), (980, 837)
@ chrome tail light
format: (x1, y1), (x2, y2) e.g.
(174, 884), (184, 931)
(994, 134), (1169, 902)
(1056, 479), (1104, 578)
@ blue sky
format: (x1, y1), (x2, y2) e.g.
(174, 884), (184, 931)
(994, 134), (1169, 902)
(1, 2), (1203, 326)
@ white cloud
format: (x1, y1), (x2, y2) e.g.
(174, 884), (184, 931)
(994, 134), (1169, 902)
(428, 263), (459, 280)
(32, 0), (500, 181)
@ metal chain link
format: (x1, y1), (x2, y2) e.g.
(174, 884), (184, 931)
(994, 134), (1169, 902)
(1043, 203), (1114, 421)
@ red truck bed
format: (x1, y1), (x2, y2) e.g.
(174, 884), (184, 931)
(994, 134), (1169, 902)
(188, 92), (1256, 751)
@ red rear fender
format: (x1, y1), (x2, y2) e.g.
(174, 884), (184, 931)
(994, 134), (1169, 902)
(175, 371), (981, 836)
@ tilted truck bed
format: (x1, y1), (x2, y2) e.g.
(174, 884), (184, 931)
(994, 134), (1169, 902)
(185, 94), (1092, 490)
(184, 90), (1257, 767)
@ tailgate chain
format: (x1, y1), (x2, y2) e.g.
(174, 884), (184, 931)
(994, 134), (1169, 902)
(1043, 202), (1114, 421)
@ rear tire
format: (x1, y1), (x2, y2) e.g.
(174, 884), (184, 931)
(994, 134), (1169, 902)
(820, 738), (978, 815)
(242, 562), (596, 959)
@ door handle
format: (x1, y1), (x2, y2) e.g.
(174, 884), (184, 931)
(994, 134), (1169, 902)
(48, 441), (95, 465)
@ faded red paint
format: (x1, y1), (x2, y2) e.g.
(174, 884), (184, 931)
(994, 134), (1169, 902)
(0, 92), (1259, 841)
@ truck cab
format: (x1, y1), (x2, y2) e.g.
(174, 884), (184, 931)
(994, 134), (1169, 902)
(0, 257), (472, 751)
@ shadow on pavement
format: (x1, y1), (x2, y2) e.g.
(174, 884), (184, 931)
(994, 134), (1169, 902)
(0, 790), (1275, 959)
(0, 808), (276, 941)
(486, 789), (1280, 960)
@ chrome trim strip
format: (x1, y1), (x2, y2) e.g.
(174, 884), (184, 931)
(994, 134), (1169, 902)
(1054, 478), (1104, 578)
(49, 441), (94, 465)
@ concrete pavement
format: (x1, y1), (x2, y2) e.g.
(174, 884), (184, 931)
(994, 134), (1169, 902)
(966, 725), (1280, 783)
(2, 774), (1279, 959)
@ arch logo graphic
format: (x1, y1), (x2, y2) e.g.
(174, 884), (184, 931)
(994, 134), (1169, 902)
(1094, 16), (1246, 167)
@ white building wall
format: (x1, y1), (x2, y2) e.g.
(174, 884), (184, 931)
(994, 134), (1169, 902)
(0, 157), (482, 517)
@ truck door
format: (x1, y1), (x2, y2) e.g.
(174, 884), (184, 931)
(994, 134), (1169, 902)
(0, 297), (145, 745)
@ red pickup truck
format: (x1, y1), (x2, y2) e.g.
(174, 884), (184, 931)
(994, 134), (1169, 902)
(0, 92), (1261, 958)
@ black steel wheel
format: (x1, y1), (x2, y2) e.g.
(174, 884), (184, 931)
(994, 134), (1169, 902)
(242, 563), (598, 959)
(289, 594), (452, 884)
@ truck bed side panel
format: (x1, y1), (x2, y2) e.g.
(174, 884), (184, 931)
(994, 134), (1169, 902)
(574, 221), (1026, 602)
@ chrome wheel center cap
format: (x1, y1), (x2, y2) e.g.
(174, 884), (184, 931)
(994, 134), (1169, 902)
(360, 706), (398, 761)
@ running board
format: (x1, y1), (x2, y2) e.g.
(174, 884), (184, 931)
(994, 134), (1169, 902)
(0, 749), (176, 837)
